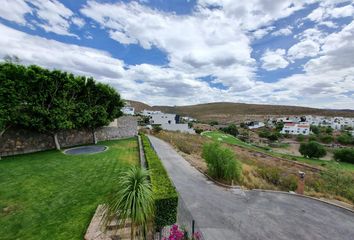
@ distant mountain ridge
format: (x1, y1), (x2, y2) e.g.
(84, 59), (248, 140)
(126, 100), (354, 123)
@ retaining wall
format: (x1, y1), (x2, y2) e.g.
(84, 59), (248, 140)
(0, 116), (137, 157)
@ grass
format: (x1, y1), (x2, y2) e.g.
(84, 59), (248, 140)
(0, 138), (139, 240)
(202, 131), (354, 172)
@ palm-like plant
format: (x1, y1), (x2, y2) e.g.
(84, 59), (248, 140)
(104, 166), (154, 240)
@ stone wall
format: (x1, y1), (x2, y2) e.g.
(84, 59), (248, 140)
(0, 116), (137, 157)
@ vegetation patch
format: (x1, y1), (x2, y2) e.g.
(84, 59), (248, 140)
(140, 134), (178, 229)
(0, 138), (139, 240)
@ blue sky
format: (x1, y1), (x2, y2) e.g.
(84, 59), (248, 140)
(0, 0), (354, 109)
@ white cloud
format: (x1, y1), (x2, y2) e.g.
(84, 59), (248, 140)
(71, 17), (85, 28)
(261, 49), (289, 71)
(288, 39), (320, 60)
(271, 26), (293, 36)
(307, 2), (354, 23)
(0, 0), (31, 25)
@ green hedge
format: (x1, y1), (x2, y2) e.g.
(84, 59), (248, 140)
(141, 134), (178, 229)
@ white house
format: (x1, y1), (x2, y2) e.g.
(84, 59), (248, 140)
(122, 106), (135, 115)
(150, 113), (177, 125)
(141, 110), (162, 117)
(281, 123), (310, 135)
(246, 121), (265, 129)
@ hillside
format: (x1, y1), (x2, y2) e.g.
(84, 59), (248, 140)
(128, 101), (354, 123)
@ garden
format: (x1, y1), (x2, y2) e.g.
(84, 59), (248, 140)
(0, 138), (139, 240)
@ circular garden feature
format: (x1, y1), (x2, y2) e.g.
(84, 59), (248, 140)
(64, 145), (108, 155)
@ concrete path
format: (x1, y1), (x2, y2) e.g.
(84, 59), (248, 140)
(148, 135), (354, 240)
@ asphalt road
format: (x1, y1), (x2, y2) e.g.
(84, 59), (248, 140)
(148, 135), (354, 240)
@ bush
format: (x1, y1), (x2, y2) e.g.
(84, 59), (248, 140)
(308, 135), (318, 141)
(280, 175), (298, 191)
(256, 166), (281, 185)
(299, 141), (326, 158)
(337, 133), (354, 145)
(275, 122), (284, 131)
(333, 148), (354, 164)
(268, 132), (281, 141)
(194, 128), (203, 134)
(141, 134), (178, 229)
(152, 125), (162, 133)
(297, 134), (305, 142)
(310, 125), (320, 135)
(221, 124), (239, 137)
(202, 142), (242, 183)
(259, 130), (271, 138)
(319, 134), (334, 144)
(209, 121), (218, 126)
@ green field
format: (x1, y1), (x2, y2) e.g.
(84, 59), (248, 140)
(201, 131), (354, 172)
(0, 138), (139, 240)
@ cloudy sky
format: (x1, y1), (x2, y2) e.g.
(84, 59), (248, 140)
(0, 0), (354, 109)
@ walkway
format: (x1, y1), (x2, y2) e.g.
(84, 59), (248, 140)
(148, 135), (354, 240)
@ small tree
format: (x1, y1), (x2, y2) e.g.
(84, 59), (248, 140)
(275, 122), (284, 131)
(221, 124), (239, 137)
(299, 141), (326, 158)
(310, 125), (320, 135)
(209, 121), (218, 126)
(202, 142), (242, 183)
(337, 133), (354, 145)
(152, 125), (162, 133)
(333, 148), (354, 164)
(105, 166), (154, 240)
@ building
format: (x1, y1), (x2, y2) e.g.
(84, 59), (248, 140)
(141, 109), (162, 117)
(122, 106), (135, 115)
(148, 112), (195, 134)
(280, 123), (310, 135)
(246, 121), (265, 129)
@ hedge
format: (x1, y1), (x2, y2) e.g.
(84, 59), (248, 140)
(141, 134), (178, 229)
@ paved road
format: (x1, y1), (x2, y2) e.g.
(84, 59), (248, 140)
(148, 135), (354, 240)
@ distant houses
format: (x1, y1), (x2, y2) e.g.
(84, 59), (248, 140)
(280, 123), (310, 135)
(122, 106), (135, 115)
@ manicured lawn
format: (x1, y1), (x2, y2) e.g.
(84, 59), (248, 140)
(0, 138), (139, 240)
(202, 131), (354, 172)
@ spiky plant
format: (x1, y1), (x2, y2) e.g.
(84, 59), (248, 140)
(104, 166), (154, 240)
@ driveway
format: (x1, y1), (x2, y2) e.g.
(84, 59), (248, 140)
(147, 135), (354, 240)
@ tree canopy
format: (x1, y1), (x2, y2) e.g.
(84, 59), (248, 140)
(0, 62), (124, 149)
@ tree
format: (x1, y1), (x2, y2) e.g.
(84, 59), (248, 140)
(221, 124), (239, 137)
(0, 63), (28, 137)
(299, 141), (326, 158)
(209, 121), (218, 126)
(275, 122), (284, 131)
(152, 125), (162, 133)
(333, 148), (354, 164)
(319, 134), (334, 144)
(310, 125), (320, 135)
(337, 133), (354, 145)
(75, 78), (123, 144)
(104, 166), (154, 240)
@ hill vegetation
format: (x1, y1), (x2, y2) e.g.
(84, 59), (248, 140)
(128, 101), (354, 123)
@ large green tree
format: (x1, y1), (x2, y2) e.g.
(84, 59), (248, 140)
(0, 63), (28, 137)
(1, 62), (124, 150)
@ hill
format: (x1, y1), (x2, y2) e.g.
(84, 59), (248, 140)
(127, 101), (354, 123)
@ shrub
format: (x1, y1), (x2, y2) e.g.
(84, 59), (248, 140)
(256, 166), (281, 185)
(299, 141), (326, 158)
(337, 133), (354, 145)
(141, 134), (178, 229)
(297, 134), (305, 142)
(209, 121), (218, 126)
(259, 130), (271, 138)
(333, 148), (354, 164)
(221, 124), (239, 137)
(268, 132), (281, 141)
(152, 125), (162, 133)
(319, 134), (334, 144)
(194, 128), (203, 134)
(275, 122), (284, 131)
(280, 175), (298, 191)
(310, 125), (320, 135)
(308, 135), (318, 141)
(202, 142), (242, 183)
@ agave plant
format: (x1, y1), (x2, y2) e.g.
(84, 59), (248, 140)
(104, 166), (155, 240)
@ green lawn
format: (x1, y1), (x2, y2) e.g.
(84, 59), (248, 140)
(202, 131), (354, 172)
(0, 138), (139, 240)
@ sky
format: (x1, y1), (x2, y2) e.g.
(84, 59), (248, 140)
(0, 0), (354, 109)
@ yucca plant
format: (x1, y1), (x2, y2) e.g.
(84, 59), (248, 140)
(104, 166), (155, 240)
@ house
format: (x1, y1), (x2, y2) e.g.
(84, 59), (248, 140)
(148, 112), (195, 134)
(141, 110), (162, 117)
(122, 106), (135, 115)
(280, 123), (310, 135)
(246, 121), (265, 129)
